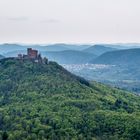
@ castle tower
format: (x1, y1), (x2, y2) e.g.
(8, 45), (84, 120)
(27, 48), (38, 59)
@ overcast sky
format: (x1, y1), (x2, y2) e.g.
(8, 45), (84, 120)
(0, 0), (140, 44)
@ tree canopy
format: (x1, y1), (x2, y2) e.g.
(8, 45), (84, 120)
(0, 58), (140, 140)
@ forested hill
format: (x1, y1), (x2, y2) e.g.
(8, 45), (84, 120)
(91, 48), (140, 65)
(0, 58), (140, 140)
(42, 50), (96, 64)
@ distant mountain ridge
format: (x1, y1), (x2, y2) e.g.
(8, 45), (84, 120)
(3, 43), (140, 65)
(42, 50), (97, 64)
(0, 43), (69, 54)
(0, 44), (27, 54)
(83, 45), (116, 56)
(0, 54), (4, 59)
(91, 48), (140, 65)
(0, 43), (92, 54)
(3, 49), (96, 64)
(3, 50), (26, 57)
(46, 44), (91, 51)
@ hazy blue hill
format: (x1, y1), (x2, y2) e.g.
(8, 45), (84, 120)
(42, 50), (97, 64)
(41, 44), (91, 51)
(0, 44), (27, 54)
(0, 58), (140, 139)
(0, 43), (69, 54)
(59, 44), (91, 50)
(97, 44), (140, 49)
(114, 43), (140, 49)
(3, 50), (26, 57)
(1, 43), (92, 55)
(0, 54), (4, 59)
(83, 45), (116, 55)
(91, 48), (140, 65)
(0, 44), (45, 54)
(2, 45), (68, 57)
(102, 44), (127, 49)
(1, 44), (70, 57)
(43, 44), (70, 51)
(2, 44), (96, 64)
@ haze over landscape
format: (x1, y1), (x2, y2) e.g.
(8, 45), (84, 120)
(1, 0), (140, 140)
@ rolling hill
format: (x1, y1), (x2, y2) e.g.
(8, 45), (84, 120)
(42, 50), (97, 64)
(3, 50), (26, 57)
(91, 48), (140, 65)
(3, 49), (97, 64)
(44, 44), (91, 51)
(0, 44), (27, 54)
(83, 45), (116, 56)
(40, 44), (69, 51)
(0, 55), (4, 59)
(1, 43), (92, 55)
(0, 58), (140, 139)
(57, 44), (91, 50)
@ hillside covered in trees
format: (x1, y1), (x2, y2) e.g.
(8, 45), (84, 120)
(90, 48), (140, 66)
(0, 58), (140, 140)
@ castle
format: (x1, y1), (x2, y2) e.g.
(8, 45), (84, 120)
(18, 48), (48, 64)
(27, 48), (38, 59)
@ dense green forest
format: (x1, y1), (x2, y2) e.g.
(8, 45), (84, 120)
(0, 58), (140, 140)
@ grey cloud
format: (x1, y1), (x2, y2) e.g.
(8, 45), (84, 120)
(7, 17), (29, 22)
(41, 18), (60, 24)
(0, 0), (140, 43)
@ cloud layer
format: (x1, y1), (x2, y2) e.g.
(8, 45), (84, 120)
(0, 0), (140, 43)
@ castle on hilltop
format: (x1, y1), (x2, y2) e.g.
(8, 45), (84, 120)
(17, 48), (48, 64)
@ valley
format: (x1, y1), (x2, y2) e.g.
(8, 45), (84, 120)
(1, 43), (140, 94)
(63, 64), (140, 94)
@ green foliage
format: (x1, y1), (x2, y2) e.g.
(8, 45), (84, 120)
(0, 58), (140, 140)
